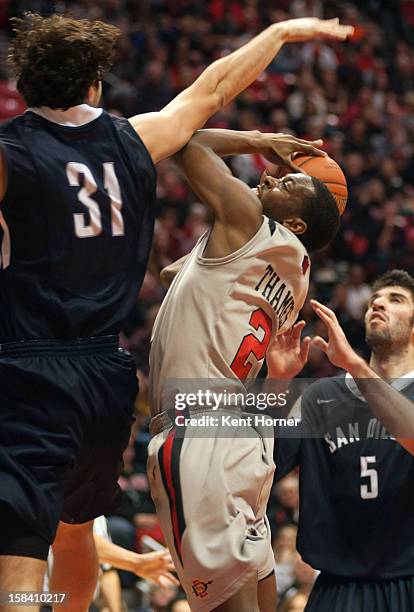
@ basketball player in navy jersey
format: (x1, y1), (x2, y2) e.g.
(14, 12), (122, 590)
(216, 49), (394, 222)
(311, 270), (414, 457)
(0, 11), (353, 610)
(272, 269), (414, 611)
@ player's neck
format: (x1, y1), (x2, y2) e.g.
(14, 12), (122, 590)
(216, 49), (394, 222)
(369, 346), (414, 380)
(28, 104), (102, 127)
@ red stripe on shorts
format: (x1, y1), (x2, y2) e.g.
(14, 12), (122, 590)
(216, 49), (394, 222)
(162, 428), (183, 560)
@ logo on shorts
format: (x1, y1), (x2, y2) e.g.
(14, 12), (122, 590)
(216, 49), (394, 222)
(192, 579), (213, 598)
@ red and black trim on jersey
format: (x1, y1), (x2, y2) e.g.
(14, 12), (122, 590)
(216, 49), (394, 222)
(158, 427), (186, 565)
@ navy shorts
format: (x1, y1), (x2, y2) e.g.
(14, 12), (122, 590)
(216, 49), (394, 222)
(0, 336), (137, 545)
(306, 573), (414, 612)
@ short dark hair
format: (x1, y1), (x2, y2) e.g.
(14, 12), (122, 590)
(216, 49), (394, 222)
(372, 269), (414, 303)
(7, 12), (120, 109)
(297, 177), (340, 252)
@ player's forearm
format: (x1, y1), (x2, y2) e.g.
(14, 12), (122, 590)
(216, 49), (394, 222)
(94, 534), (138, 572)
(181, 23), (286, 112)
(132, 25), (286, 163)
(348, 359), (414, 438)
(207, 24), (287, 107)
(192, 129), (263, 157)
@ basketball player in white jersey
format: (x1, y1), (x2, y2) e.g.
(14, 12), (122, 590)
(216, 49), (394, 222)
(147, 129), (341, 612)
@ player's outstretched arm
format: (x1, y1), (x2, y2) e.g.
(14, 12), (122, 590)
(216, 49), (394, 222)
(191, 130), (326, 172)
(94, 534), (179, 588)
(129, 18), (353, 164)
(311, 299), (414, 454)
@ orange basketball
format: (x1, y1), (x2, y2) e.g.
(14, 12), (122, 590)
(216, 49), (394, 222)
(294, 154), (348, 215)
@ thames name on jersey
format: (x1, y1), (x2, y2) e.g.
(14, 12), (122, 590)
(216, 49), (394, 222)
(175, 413), (301, 428)
(255, 263), (295, 331)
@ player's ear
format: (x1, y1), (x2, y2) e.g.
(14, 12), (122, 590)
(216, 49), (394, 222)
(281, 218), (307, 235)
(87, 81), (102, 107)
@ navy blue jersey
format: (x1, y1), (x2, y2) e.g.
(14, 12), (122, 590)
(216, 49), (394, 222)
(275, 375), (414, 580)
(0, 110), (155, 341)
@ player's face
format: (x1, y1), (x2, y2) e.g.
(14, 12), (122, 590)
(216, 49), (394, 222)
(365, 286), (414, 350)
(254, 170), (315, 223)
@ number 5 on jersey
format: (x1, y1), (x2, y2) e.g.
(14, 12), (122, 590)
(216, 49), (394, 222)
(231, 308), (272, 382)
(360, 455), (378, 500)
(66, 162), (124, 238)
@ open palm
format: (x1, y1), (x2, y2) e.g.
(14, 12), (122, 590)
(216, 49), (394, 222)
(310, 299), (359, 370)
(133, 550), (179, 587)
(267, 320), (310, 379)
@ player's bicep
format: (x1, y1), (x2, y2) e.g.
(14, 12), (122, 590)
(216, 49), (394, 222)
(129, 88), (219, 164)
(177, 141), (262, 228)
(129, 113), (180, 164)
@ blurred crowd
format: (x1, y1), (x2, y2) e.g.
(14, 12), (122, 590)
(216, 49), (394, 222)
(1, 0), (414, 610)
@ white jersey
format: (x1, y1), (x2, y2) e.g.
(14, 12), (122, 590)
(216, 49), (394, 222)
(149, 216), (310, 415)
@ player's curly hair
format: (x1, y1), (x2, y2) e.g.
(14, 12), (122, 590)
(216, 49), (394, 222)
(7, 12), (120, 109)
(372, 270), (414, 302)
(298, 177), (340, 252)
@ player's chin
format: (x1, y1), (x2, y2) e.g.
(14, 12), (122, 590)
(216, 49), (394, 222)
(368, 319), (387, 330)
(366, 328), (390, 343)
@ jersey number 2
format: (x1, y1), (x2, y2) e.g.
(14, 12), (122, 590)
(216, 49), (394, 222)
(66, 162), (124, 238)
(230, 308), (272, 382)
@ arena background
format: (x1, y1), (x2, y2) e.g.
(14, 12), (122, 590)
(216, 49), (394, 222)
(0, 1), (413, 610)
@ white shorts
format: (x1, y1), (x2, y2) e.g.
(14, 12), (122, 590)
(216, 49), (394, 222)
(147, 411), (275, 611)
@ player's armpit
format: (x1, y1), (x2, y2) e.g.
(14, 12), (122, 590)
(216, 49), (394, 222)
(160, 255), (189, 288)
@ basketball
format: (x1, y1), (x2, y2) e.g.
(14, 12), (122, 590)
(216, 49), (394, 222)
(294, 154), (348, 215)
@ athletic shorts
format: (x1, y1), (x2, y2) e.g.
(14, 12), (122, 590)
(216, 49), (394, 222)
(147, 409), (275, 611)
(306, 573), (414, 612)
(0, 336), (137, 545)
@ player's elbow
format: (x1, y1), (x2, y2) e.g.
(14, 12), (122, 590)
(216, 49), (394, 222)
(209, 89), (225, 112)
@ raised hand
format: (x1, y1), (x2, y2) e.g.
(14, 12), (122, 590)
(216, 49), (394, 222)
(267, 320), (311, 379)
(278, 18), (354, 43)
(310, 299), (361, 371)
(260, 133), (326, 172)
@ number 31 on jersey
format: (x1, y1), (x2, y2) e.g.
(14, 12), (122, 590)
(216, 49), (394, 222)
(66, 161), (124, 238)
